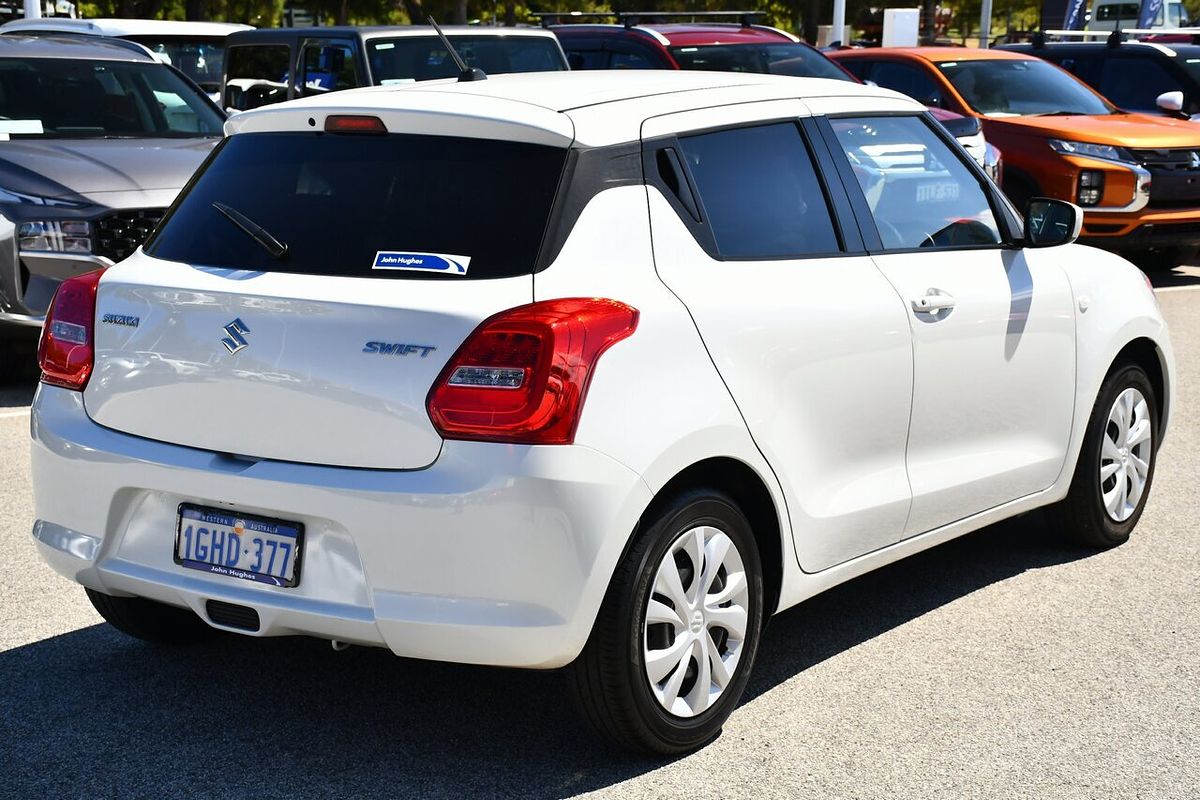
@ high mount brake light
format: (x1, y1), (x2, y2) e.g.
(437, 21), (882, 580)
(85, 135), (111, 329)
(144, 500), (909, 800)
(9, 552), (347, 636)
(427, 298), (639, 445)
(324, 115), (387, 134)
(38, 269), (104, 391)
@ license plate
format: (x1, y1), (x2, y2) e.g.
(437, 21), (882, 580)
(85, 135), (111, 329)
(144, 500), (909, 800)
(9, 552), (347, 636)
(174, 504), (304, 588)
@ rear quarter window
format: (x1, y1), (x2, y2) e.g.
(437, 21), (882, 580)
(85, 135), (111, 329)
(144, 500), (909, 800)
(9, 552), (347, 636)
(146, 132), (568, 280)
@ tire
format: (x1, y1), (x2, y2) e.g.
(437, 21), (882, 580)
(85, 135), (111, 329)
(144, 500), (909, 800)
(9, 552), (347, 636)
(569, 490), (764, 755)
(86, 588), (217, 644)
(1050, 363), (1159, 549)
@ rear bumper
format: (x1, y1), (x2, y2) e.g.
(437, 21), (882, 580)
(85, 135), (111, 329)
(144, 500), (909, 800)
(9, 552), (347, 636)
(31, 385), (653, 668)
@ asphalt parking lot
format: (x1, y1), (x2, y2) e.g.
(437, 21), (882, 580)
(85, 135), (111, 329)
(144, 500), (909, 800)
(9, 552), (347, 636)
(1, 271), (1197, 799)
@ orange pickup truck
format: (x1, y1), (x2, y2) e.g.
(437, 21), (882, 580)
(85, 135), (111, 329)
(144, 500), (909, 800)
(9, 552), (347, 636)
(830, 47), (1200, 268)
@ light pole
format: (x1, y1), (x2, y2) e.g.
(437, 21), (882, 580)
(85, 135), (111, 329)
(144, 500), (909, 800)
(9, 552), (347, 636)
(980, 0), (993, 47)
(24, 0), (42, 20)
(831, 0), (846, 45)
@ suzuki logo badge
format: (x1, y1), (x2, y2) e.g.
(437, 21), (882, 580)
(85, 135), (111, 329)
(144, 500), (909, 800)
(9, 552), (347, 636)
(221, 318), (251, 355)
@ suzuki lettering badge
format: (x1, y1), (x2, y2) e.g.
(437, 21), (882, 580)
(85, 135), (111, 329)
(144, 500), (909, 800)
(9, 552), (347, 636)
(221, 318), (251, 355)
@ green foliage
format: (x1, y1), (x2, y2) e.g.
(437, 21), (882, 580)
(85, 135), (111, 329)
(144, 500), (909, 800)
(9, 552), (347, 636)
(69, 0), (1048, 42)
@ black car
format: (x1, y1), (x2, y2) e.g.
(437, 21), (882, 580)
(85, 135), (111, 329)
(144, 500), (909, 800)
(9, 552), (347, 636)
(221, 26), (568, 112)
(1001, 40), (1200, 117)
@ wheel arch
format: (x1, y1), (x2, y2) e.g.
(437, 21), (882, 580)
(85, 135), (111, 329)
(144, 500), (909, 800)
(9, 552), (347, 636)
(635, 457), (785, 619)
(1111, 336), (1170, 436)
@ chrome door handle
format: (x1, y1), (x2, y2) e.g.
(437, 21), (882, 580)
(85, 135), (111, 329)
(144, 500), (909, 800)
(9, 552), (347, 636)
(911, 290), (957, 315)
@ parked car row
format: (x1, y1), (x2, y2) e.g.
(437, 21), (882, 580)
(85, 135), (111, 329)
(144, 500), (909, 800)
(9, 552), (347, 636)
(828, 44), (1200, 269)
(5, 14), (1200, 339)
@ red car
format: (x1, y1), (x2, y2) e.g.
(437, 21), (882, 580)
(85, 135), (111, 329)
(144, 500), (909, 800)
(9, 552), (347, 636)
(545, 12), (1000, 180)
(545, 11), (855, 79)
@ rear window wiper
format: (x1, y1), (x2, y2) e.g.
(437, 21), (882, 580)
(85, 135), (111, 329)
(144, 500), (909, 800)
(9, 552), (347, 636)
(211, 202), (288, 260)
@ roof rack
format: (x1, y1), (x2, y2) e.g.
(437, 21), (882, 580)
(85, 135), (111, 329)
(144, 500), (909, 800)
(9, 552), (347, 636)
(1041, 27), (1200, 46)
(533, 11), (766, 30)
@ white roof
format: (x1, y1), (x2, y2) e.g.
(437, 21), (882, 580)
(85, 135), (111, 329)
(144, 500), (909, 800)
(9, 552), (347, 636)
(0, 18), (252, 37)
(226, 70), (920, 147)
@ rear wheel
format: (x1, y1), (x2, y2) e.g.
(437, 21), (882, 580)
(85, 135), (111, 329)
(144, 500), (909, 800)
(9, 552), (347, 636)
(570, 490), (764, 754)
(86, 588), (216, 643)
(1050, 363), (1159, 549)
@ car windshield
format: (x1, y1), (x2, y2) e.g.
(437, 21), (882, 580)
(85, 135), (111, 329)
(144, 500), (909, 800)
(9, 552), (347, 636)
(124, 36), (228, 93)
(368, 36), (566, 83)
(1179, 55), (1200, 83)
(0, 57), (223, 138)
(939, 58), (1114, 116)
(669, 43), (854, 81)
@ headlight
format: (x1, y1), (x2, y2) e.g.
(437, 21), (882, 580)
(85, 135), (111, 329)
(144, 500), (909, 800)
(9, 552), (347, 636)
(17, 220), (92, 254)
(0, 187), (86, 208)
(1049, 139), (1134, 164)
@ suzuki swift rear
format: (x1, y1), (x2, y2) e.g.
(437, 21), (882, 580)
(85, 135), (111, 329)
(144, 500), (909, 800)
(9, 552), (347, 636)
(31, 72), (1173, 755)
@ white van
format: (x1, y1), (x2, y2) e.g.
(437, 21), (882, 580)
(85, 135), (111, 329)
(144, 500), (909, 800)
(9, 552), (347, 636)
(1088, 0), (1189, 31)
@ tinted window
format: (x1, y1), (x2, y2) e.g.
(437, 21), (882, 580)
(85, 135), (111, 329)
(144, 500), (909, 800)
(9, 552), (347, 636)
(565, 49), (609, 70)
(830, 116), (1001, 250)
(611, 50), (656, 69)
(669, 44), (854, 81)
(1095, 3), (1141, 20)
(838, 60), (874, 81)
(870, 62), (943, 105)
(301, 41), (357, 95)
(678, 123), (841, 259)
(368, 36), (565, 83)
(0, 57), (222, 138)
(224, 44), (290, 110)
(126, 36), (227, 93)
(147, 133), (567, 280)
(939, 58), (1112, 115)
(1100, 57), (1178, 111)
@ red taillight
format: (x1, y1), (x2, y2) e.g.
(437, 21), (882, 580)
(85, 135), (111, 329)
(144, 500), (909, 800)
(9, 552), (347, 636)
(324, 115), (387, 134)
(37, 269), (103, 391)
(427, 298), (639, 445)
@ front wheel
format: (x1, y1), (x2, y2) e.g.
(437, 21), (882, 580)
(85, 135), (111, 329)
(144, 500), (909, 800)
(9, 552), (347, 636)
(570, 490), (764, 754)
(1050, 363), (1159, 548)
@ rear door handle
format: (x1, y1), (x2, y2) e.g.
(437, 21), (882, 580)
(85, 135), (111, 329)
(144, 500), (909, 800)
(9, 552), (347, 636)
(911, 290), (957, 315)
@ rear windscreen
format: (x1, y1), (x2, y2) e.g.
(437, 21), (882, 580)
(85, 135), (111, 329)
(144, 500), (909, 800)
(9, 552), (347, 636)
(146, 132), (568, 279)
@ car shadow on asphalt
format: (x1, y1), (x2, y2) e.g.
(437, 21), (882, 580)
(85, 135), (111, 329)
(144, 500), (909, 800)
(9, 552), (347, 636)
(0, 336), (38, 408)
(1148, 265), (1200, 289)
(0, 513), (1090, 799)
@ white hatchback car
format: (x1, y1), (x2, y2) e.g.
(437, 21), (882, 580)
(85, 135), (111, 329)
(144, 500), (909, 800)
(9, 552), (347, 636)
(31, 71), (1173, 754)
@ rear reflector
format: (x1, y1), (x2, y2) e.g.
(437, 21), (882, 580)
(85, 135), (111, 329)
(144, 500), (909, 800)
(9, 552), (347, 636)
(38, 269), (104, 391)
(324, 115), (387, 134)
(427, 298), (639, 445)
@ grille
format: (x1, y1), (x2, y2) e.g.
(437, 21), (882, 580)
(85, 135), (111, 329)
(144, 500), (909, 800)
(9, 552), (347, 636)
(93, 208), (165, 262)
(205, 600), (260, 632)
(1129, 148), (1200, 171)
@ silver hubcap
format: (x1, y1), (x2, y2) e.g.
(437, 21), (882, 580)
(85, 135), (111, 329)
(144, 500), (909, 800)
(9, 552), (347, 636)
(1100, 387), (1153, 523)
(642, 525), (750, 718)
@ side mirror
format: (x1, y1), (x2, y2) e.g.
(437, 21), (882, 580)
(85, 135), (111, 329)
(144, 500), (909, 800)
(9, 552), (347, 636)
(1157, 90), (1185, 112)
(1024, 198), (1082, 248)
(938, 115), (982, 139)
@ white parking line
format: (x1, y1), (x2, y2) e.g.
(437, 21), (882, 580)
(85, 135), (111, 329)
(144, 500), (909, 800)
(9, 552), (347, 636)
(0, 409), (30, 419)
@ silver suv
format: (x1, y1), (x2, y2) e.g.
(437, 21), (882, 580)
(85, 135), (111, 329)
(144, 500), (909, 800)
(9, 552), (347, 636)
(0, 34), (223, 357)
